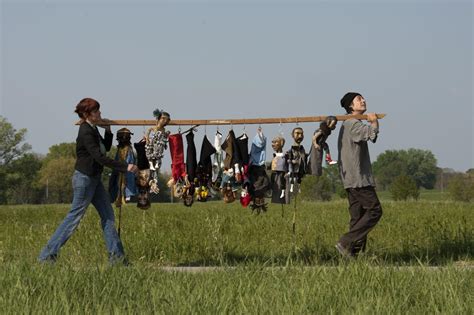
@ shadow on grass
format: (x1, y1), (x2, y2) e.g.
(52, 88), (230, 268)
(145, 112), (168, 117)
(175, 238), (473, 267)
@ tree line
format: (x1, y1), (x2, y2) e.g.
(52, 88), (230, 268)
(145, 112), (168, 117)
(1, 116), (472, 204)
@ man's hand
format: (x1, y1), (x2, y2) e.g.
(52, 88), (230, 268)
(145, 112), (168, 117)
(366, 113), (379, 129)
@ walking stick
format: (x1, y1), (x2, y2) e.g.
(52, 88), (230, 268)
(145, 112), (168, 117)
(117, 173), (124, 238)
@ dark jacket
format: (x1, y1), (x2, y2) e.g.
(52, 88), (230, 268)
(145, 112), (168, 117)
(75, 122), (128, 176)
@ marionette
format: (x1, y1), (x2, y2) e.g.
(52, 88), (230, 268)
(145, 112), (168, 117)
(236, 131), (249, 182)
(221, 130), (243, 183)
(109, 128), (138, 206)
(134, 139), (151, 210)
(182, 175), (194, 207)
(287, 127), (307, 193)
(270, 135), (290, 204)
(307, 116), (338, 176)
(196, 135), (216, 196)
(240, 182), (252, 207)
(248, 127), (270, 213)
(167, 133), (187, 200)
(184, 129), (198, 205)
(212, 130), (224, 190)
(145, 109), (170, 194)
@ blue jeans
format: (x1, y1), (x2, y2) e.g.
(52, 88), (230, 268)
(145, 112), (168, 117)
(38, 170), (125, 263)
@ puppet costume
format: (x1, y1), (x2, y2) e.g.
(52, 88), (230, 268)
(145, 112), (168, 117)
(169, 133), (186, 182)
(270, 152), (290, 204)
(248, 130), (270, 212)
(212, 131), (224, 189)
(168, 133), (187, 200)
(145, 129), (169, 171)
(236, 133), (249, 181)
(287, 144), (307, 193)
(109, 143), (138, 206)
(184, 131), (198, 206)
(195, 135), (216, 202)
(134, 140), (151, 210)
(307, 116), (338, 176)
(221, 130), (243, 181)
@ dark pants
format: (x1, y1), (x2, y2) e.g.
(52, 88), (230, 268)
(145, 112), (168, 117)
(338, 186), (382, 254)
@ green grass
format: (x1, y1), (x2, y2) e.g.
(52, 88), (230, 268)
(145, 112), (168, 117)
(0, 199), (473, 313)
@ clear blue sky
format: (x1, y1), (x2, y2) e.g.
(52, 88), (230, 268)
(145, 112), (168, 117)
(1, 0), (472, 172)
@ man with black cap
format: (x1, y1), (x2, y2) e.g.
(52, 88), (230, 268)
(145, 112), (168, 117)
(335, 92), (382, 257)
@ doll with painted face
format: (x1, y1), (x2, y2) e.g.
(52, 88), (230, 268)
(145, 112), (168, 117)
(145, 109), (170, 194)
(270, 135), (289, 204)
(307, 116), (338, 176)
(109, 128), (138, 207)
(287, 127), (307, 193)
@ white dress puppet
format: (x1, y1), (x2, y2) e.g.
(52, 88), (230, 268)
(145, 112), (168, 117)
(270, 135), (290, 204)
(145, 109), (170, 194)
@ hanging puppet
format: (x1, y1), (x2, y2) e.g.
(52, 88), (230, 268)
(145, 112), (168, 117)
(167, 133), (187, 200)
(145, 109), (170, 194)
(196, 134), (216, 202)
(220, 129), (241, 199)
(307, 116), (338, 176)
(134, 138), (151, 210)
(184, 130), (198, 207)
(248, 127), (270, 213)
(109, 128), (138, 207)
(287, 127), (307, 193)
(211, 130), (224, 192)
(270, 135), (290, 204)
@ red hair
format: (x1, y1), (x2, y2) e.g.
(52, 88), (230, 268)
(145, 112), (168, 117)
(75, 98), (100, 119)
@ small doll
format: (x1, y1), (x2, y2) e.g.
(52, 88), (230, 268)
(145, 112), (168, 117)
(287, 127), (307, 193)
(109, 128), (138, 207)
(145, 109), (170, 194)
(270, 135), (289, 204)
(307, 116), (338, 176)
(134, 139), (151, 210)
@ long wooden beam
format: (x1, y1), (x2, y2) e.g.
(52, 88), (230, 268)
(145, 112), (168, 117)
(76, 114), (386, 126)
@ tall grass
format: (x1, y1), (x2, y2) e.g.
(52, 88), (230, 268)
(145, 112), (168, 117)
(0, 200), (472, 313)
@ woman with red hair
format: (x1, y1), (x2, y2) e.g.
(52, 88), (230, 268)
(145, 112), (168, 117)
(38, 98), (138, 265)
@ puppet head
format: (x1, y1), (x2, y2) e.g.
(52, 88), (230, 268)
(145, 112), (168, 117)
(136, 189), (151, 210)
(240, 188), (251, 207)
(271, 136), (285, 153)
(116, 128), (133, 147)
(291, 127), (304, 145)
(222, 184), (236, 203)
(153, 109), (171, 129)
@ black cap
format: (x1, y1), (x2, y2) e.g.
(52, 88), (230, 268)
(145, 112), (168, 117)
(340, 92), (361, 112)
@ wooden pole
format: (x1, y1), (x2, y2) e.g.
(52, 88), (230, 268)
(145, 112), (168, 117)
(76, 114), (385, 126)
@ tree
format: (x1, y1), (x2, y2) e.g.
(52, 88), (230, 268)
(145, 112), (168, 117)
(0, 116), (32, 204)
(38, 157), (75, 203)
(390, 175), (419, 201)
(447, 174), (474, 202)
(0, 116), (31, 166)
(372, 150), (407, 190)
(405, 148), (437, 189)
(4, 153), (44, 204)
(373, 148), (437, 190)
(300, 175), (333, 202)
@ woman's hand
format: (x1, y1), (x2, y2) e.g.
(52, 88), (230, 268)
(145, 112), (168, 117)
(97, 118), (112, 132)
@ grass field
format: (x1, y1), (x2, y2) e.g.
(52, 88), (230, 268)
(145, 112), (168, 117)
(0, 198), (472, 313)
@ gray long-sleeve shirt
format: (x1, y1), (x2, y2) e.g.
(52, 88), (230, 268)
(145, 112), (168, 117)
(337, 118), (379, 189)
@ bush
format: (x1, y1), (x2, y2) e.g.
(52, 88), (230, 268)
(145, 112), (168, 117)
(447, 174), (474, 202)
(390, 175), (419, 201)
(300, 175), (333, 202)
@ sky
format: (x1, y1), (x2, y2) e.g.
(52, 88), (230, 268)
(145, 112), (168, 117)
(1, 0), (473, 172)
